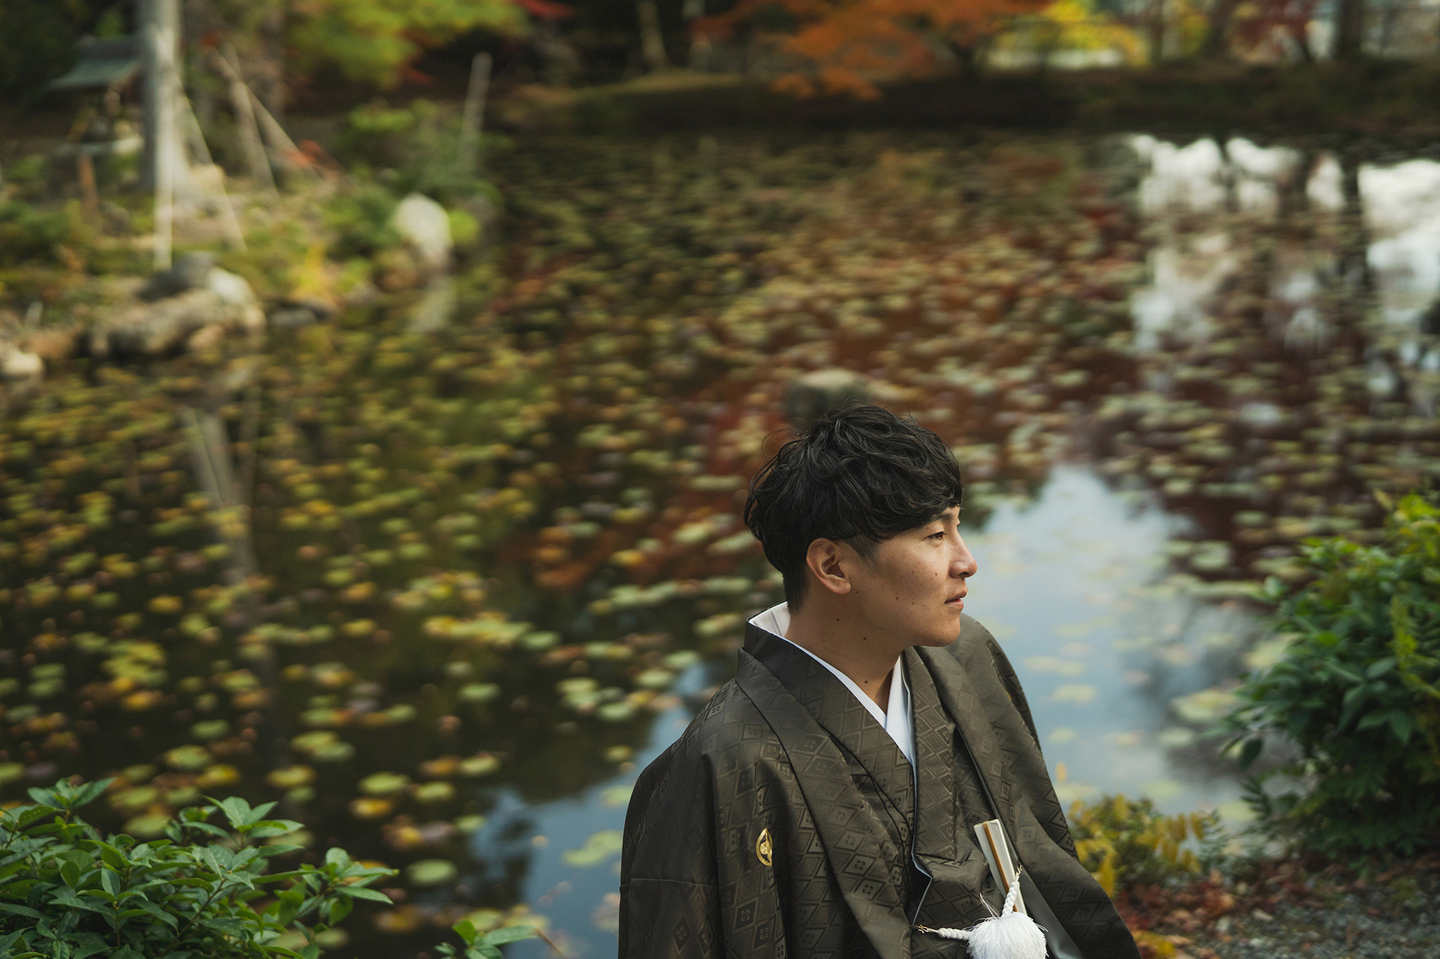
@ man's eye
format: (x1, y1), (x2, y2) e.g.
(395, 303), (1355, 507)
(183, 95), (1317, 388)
(928, 531), (945, 540)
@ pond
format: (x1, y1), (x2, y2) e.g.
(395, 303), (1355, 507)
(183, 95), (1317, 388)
(2, 129), (1439, 958)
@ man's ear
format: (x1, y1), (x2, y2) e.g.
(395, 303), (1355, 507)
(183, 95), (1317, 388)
(804, 538), (853, 597)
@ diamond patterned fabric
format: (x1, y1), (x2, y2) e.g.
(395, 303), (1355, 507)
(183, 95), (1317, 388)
(619, 616), (1140, 959)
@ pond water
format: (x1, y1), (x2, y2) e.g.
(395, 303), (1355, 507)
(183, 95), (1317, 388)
(2, 129), (1439, 958)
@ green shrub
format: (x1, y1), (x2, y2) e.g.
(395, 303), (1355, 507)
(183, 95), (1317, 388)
(332, 100), (502, 207)
(1225, 492), (1440, 854)
(438, 918), (540, 959)
(2, 156), (50, 199)
(0, 200), (85, 265)
(0, 778), (393, 958)
(323, 181), (402, 259)
(1069, 794), (1220, 896)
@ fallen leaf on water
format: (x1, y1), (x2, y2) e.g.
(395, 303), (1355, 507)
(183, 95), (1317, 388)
(562, 829), (624, 867)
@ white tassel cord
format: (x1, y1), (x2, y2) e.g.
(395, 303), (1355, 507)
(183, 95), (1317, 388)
(916, 870), (1048, 959)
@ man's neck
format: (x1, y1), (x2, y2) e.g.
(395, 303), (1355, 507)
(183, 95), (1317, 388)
(784, 604), (903, 712)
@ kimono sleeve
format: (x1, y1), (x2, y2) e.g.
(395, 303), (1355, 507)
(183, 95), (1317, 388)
(619, 742), (725, 958)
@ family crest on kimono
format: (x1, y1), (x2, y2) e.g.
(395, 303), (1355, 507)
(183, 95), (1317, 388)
(620, 405), (1141, 959)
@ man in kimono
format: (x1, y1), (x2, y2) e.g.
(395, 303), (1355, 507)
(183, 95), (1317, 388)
(619, 406), (1139, 959)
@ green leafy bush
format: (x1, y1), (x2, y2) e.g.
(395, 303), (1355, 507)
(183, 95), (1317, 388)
(323, 181), (403, 259)
(0, 200), (86, 265)
(0, 778), (393, 958)
(286, 0), (524, 89)
(438, 918), (539, 959)
(332, 100), (503, 206)
(2, 155), (50, 199)
(1225, 492), (1440, 854)
(1069, 794), (1220, 896)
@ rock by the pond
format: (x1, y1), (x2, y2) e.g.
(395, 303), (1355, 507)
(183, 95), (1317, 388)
(92, 280), (264, 358)
(206, 267), (258, 308)
(408, 278), (457, 333)
(392, 193), (453, 275)
(0, 344), (43, 381)
(785, 369), (871, 427)
(140, 251), (217, 301)
(23, 325), (83, 363)
(269, 296), (335, 329)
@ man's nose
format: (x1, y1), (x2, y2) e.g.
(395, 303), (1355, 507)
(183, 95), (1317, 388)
(952, 536), (978, 578)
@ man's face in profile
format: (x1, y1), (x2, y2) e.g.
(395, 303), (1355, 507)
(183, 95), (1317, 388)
(841, 505), (977, 650)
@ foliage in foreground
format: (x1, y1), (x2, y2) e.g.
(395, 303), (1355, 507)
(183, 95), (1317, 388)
(0, 779), (392, 958)
(438, 918), (540, 959)
(1226, 492), (1440, 854)
(1069, 794), (1220, 896)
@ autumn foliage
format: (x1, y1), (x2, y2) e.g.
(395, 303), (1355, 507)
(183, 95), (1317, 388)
(1231, 0), (1322, 61)
(698, 0), (1053, 98)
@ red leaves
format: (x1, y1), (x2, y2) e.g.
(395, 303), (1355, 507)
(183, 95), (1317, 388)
(700, 0), (1053, 98)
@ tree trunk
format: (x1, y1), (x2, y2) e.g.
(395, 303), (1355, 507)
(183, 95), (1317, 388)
(1278, 149), (1315, 221)
(253, 6), (285, 123)
(1148, 0), (1166, 65)
(1290, 23), (1315, 63)
(1334, 0), (1366, 61)
(140, 0), (181, 192)
(638, 0), (672, 72)
(1338, 150), (1372, 296)
(684, 0), (709, 70)
(1201, 0), (1243, 59)
(946, 41), (979, 78)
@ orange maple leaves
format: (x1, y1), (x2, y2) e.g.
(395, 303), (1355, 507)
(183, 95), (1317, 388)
(698, 0), (1052, 98)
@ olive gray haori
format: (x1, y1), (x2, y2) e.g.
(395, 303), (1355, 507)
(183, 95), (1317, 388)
(619, 613), (1140, 958)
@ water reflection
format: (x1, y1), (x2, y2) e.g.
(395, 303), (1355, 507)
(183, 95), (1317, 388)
(962, 466), (1257, 814)
(1131, 134), (1440, 351)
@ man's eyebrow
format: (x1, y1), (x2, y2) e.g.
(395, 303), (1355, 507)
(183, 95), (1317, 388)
(918, 508), (958, 528)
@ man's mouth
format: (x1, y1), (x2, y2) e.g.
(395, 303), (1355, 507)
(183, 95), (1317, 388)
(945, 594), (965, 609)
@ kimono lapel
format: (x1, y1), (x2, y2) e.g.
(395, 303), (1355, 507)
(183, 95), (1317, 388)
(901, 650), (957, 863)
(746, 628), (914, 820)
(913, 646), (1028, 852)
(735, 644), (912, 959)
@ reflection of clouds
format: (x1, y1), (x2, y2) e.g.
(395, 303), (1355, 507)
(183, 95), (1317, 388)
(1130, 231), (1237, 348)
(1131, 136), (1227, 214)
(1226, 138), (1299, 216)
(1130, 135), (1440, 342)
(1130, 135), (1299, 216)
(1361, 160), (1440, 327)
(1307, 154), (1344, 210)
(1225, 138), (1298, 181)
(1269, 241), (1333, 351)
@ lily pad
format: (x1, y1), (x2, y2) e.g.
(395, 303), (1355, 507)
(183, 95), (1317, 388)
(267, 765), (316, 789)
(459, 682), (500, 703)
(412, 781), (456, 804)
(350, 797), (394, 820)
(163, 744), (213, 771)
(405, 858), (458, 886)
(191, 720), (230, 741)
(1171, 687), (1240, 724)
(122, 813), (172, 839)
(1023, 656), (1085, 677)
(562, 829), (624, 867)
(1051, 684), (1098, 704)
(459, 753), (500, 777)
(360, 772), (411, 796)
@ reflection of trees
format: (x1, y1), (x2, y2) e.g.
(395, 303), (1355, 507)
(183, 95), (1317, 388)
(1110, 135), (1438, 586)
(1338, 148), (1374, 298)
(1334, 0), (1367, 61)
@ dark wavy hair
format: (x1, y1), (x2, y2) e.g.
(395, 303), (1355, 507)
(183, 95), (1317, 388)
(744, 405), (964, 611)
